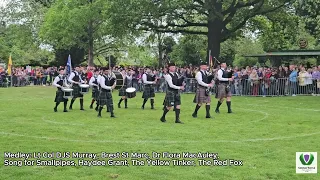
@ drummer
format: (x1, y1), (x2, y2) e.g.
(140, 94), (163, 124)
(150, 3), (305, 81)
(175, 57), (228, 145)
(118, 68), (134, 108)
(53, 68), (68, 112)
(68, 66), (85, 110)
(89, 69), (100, 111)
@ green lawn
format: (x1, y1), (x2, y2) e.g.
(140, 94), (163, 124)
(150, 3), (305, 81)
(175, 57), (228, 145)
(0, 86), (319, 180)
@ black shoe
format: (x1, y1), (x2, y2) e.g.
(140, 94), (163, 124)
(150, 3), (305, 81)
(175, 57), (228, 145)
(111, 114), (116, 118)
(63, 110), (68, 112)
(151, 107), (154, 109)
(215, 109), (220, 113)
(90, 105), (93, 109)
(95, 107), (98, 111)
(160, 117), (166, 123)
(80, 108), (85, 111)
(192, 113), (197, 118)
(54, 107), (57, 112)
(228, 110), (232, 113)
(125, 106), (128, 109)
(175, 120), (184, 124)
(69, 106), (73, 110)
(118, 103), (121, 108)
(206, 115), (212, 118)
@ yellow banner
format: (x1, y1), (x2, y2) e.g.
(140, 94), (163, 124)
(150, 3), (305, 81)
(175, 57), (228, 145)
(8, 55), (12, 75)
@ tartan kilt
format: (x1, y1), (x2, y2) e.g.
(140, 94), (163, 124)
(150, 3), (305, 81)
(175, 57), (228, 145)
(54, 88), (67, 102)
(118, 86), (127, 96)
(193, 87), (211, 104)
(98, 90), (113, 106)
(217, 83), (232, 99)
(92, 87), (99, 100)
(142, 85), (155, 99)
(164, 90), (181, 107)
(72, 84), (83, 98)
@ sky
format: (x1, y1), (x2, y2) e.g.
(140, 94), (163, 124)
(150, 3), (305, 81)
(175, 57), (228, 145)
(0, 0), (8, 8)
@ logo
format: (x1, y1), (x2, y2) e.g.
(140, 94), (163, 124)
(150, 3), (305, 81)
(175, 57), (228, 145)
(298, 38), (308, 49)
(296, 152), (317, 174)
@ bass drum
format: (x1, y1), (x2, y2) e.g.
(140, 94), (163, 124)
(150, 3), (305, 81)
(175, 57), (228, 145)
(112, 71), (124, 90)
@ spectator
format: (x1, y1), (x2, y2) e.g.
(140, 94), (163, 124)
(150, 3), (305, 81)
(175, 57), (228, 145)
(250, 69), (259, 96)
(289, 65), (298, 96)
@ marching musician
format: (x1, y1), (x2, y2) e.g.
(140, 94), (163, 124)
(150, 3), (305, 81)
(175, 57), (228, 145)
(53, 68), (68, 112)
(68, 66), (85, 110)
(160, 62), (184, 124)
(89, 69), (100, 111)
(97, 67), (116, 118)
(141, 67), (157, 109)
(118, 69), (134, 108)
(215, 62), (233, 113)
(192, 61), (214, 118)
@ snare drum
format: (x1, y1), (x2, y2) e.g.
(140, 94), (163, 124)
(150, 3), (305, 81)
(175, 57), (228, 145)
(126, 87), (136, 98)
(80, 84), (90, 94)
(62, 88), (74, 99)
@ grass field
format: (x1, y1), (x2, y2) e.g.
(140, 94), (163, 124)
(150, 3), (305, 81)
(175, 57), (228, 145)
(0, 86), (319, 180)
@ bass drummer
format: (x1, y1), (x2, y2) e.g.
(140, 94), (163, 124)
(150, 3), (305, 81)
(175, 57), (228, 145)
(118, 68), (134, 108)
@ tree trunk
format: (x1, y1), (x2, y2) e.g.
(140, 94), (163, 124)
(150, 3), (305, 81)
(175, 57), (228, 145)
(207, 19), (223, 68)
(157, 33), (163, 67)
(88, 20), (94, 66)
(207, 2), (223, 68)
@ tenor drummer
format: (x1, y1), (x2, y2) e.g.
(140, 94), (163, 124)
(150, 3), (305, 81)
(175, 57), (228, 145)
(118, 68), (134, 109)
(160, 62), (184, 124)
(97, 67), (116, 118)
(89, 69), (100, 111)
(215, 62), (233, 113)
(53, 68), (68, 112)
(141, 67), (157, 109)
(68, 66), (85, 110)
(192, 61), (214, 118)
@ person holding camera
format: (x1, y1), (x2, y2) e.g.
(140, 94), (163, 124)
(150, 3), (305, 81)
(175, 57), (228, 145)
(215, 62), (234, 113)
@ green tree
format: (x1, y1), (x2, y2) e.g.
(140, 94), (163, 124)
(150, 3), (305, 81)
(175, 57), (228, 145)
(110, 0), (292, 62)
(40, 0), (115, 66)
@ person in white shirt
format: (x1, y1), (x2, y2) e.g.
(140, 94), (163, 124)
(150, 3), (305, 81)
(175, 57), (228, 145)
(215, 62), (234, 113)
(192, 61), (214, 118)
(141, 67), (157, 109)
(89, 69), (100, 111)
(68, 66), (85, 110)
(160, 62), (185, 124)
(117, 69), (134, 109)
(53, 68), (69, 112)
(97, 67), (116, 118)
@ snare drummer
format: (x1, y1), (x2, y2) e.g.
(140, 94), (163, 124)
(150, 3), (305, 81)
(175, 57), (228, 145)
(89, 69), (100, 111)
(53, 68), (68, 112)
(141, 67), (157, 109)
(118, 69), (134, 108)
(68, 66), (85, 110)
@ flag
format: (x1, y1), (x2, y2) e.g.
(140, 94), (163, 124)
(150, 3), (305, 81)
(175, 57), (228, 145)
(8, 54), (12, 75)
(66, 54), (72, 75)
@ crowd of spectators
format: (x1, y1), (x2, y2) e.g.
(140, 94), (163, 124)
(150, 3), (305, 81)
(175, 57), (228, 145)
(1, 64), (319, 96)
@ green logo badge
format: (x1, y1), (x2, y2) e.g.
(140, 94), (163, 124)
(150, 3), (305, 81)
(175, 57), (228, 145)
(300, 153), (314, 165)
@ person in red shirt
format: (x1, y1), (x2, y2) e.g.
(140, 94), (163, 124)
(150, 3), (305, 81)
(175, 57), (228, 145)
(87, 67), (93, 80)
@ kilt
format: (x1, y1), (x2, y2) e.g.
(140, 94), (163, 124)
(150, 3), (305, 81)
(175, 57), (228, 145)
(92, 87), (99, 100)
(193, 87), (211, 104)
(54, 88), (67, 103)
(118, 86), (126, 96)
(163, 90), (181, 107)
(142, 85), (155, 99)
(98, 90), (113, 106)
(217, 83), (232, 99)
(72, 84), (83, 98)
